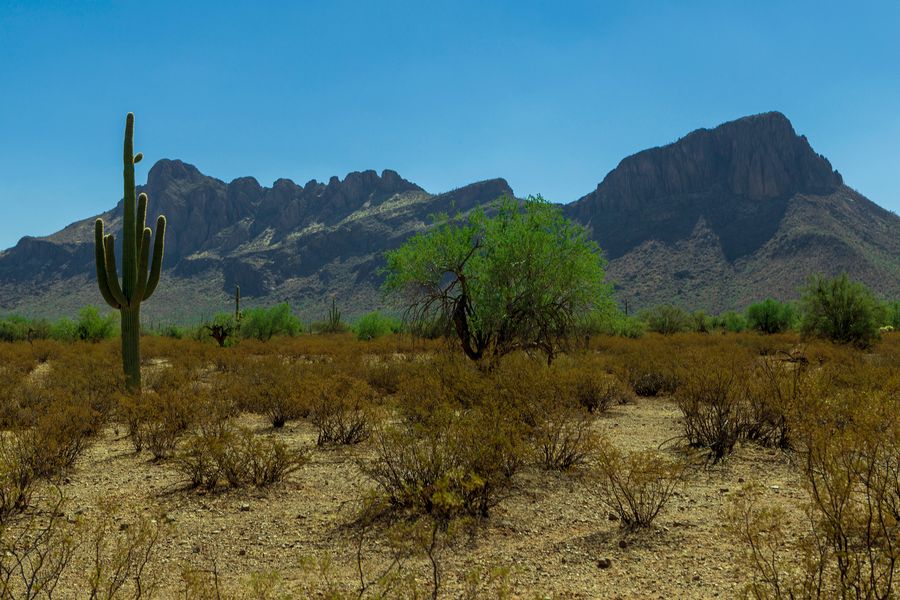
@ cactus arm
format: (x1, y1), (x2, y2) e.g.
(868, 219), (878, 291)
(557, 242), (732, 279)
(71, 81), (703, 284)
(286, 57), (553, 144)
(94, 219), (121, 309)
(133, 227), (152, 302)
(122, 113), (137, 300)
(102, 234), (128, 308)
(142, 215), (166, 301)
(136, 192), (148, 254)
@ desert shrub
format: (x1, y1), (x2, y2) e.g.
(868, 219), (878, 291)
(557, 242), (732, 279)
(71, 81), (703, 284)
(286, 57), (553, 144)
(533, 406), (597, 471)
(743, 351), (820, 450)
(745, 298), (796, 334)
(120, 369), (205, 459)
(240, 303), (301, 342)
(674, 354), (749, 461)
(0, 492), (77, 597)
(0, 395), (101, 519)
(82, 505), (163, 599)
(715, 310), (748, 333)
(29, 396), (103, 477)
(365, 404), (525, 519)
(74, 305), (118, 342)
(48, 318), (78, 343)
(567, 369), (632, 413)
(176, 424), (304, 490)
(594, 438), (685, 529)
(800, 273), (882, 348)
(0, 433), (38, 521)
(363, 358), (407, 396)
(690, 310), (712, 333)
(642, 305), (692, 335)
(227, 356), (305, 427)
(731, 388), (899, 599)
(575, 307), (645, 339)
(309, 376), (375, 446)
(0, 316), (31, 343)
(354, 311), (401, 341)
(609, 338), (681, 397)
(883, 300), (900, 329)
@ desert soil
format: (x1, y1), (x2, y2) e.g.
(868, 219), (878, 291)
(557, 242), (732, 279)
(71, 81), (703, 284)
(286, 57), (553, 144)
(46, 390), (806, 599)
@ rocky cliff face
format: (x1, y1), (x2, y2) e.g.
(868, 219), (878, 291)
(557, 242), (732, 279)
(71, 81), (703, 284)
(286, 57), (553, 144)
(565, 112), (899, 310)
(0, 112), (897, 320)
(565, 112), (846, 261)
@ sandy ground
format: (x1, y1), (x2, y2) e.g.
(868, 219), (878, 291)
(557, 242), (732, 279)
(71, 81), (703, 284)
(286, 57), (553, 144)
(48, 394), (807, 598)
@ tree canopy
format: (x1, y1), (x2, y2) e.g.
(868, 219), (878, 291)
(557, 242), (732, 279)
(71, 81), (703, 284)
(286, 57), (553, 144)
(383, 195), (611, 363)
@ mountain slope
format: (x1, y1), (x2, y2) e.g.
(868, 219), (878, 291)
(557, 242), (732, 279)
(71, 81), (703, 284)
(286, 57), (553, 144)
(565, 112), (900, 311)
(1, 111), (897, 321)
(0, 163), (512, 321)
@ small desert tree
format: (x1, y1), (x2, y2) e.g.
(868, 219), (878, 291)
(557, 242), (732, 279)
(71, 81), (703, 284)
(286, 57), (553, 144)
(384, 195), (610, 364)
(800, 274), (881, 348)
(746, 298), (796, 334)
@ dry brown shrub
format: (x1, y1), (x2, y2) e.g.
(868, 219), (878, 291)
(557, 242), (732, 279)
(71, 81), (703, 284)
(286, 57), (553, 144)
(364, 403), (525, 519)
(533, 405), (598, 471)
(564, 367), (633, 413)
(731, 388), (899, 599)
(362, 358), (407, 396)
(309, 376), (376, 446)
(674, 352), (750, 461)
(82, 504), (163, 599)
(395, 353), (487, 424)
(0, 433), (38, 521)
(594, 438), (686, 529)
(176, 424), (305, 490)
(226, 356), (305, 428)
(119, 366), (207, 458)
(0, 490), (77, 597)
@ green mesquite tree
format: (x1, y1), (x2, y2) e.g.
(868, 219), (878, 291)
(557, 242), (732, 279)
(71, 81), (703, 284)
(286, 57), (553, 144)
(94, 113), (166, 390)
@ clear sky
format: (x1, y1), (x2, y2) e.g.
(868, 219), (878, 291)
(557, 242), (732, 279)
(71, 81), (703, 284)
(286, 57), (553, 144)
(1, 0), (898, 250)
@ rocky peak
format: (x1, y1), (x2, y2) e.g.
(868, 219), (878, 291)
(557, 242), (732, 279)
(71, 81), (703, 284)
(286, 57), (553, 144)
(144, 159), (207, 191)
(579, 112), (843, 213)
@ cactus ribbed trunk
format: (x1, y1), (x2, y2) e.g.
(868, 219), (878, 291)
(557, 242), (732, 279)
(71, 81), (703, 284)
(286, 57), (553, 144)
(94, 113), (167, 392)
(121, 307), (141, 389)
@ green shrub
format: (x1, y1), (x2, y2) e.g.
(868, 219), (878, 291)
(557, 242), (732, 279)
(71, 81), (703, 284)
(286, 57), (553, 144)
(883, 300), (900, 329)
(0, 315), (33, 342)
(716, 311), (748, 333)
(746, 298), (796, 334)
(642, 305), (691, 335)
(75, 306), (117, 342)
(240, 303), (302, 341)
(690, 311), (712, 333)
(354, 311), (400, 341)
(577, 308), (645, 338)
(800, 274), (881, 348)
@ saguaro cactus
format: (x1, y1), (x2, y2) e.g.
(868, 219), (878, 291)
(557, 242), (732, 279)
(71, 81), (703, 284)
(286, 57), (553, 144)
(95, 113), (166, 390)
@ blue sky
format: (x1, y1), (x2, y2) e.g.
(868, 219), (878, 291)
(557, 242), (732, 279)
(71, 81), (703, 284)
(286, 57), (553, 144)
(1, 0), (898, 250)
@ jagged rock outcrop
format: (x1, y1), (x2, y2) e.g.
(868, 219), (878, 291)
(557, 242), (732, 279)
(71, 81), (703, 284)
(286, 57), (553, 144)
(0, 163), (512, 320)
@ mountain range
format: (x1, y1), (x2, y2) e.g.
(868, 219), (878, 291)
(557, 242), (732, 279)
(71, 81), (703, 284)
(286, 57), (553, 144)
(1, 111), (898, 323)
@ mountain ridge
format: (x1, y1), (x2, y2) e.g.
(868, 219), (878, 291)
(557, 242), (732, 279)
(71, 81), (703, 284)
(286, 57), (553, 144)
(2, 112), (898, 321)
